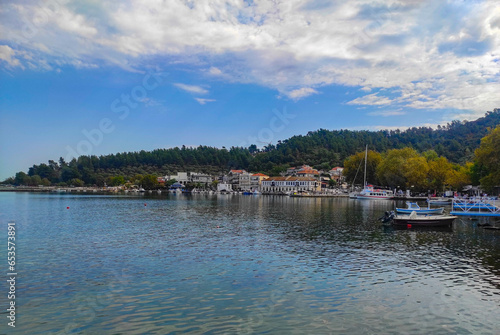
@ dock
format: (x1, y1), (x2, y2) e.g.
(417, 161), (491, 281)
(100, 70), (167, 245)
(450, 198), (500, 217)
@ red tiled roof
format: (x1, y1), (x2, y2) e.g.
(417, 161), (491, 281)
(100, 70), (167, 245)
(230, 169), (246, 174)
(297, 169), (319, 174)
(252, 173), (269, 177)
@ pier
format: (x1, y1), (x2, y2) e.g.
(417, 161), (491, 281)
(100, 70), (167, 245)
(450, 198), (500, 217)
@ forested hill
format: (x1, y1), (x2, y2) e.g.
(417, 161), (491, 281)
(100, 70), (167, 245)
(10, 109), (500, 185)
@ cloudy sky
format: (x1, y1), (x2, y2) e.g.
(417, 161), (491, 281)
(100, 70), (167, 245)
(1, 0), (499, 179)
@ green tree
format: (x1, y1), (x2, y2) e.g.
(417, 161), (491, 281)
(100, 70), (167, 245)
(474, 125), (500, 192)
(377, 148), (419, 188)
(69, 178), (84, 187)
(343, 150), (382, 186)
(141, 174), (159, 190)
(328, 179), (337, 188)
(31, 175), (42, 186)
(14, 172), (30, 185)
(403, 156), (429, 192)
(428, 157), (452, 193)
(109, 175), (125, 186)
(446, 163), (471, 191)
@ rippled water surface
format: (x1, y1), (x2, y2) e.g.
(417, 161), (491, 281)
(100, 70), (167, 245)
(1, 192), (499, 334)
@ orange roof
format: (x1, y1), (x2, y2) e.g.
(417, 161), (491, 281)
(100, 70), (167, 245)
(252, 173), (269, 177)
(297, 169), (319, 174)
(230, 169), (246, 174)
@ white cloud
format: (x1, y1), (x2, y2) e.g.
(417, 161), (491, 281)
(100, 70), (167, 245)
(347, 93), (393, 106)
(195, 98), (216, 105)
(208, 67), (222, 75)
(1, 0), (499, 113)
(0, 45), (21, 67)
(173, 83), (209, 95)
(286, 87), (319, 100)
(367, 110), (406, 117)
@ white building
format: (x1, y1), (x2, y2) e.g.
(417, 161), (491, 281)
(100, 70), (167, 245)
(165, 172), (213, 186)
(217, 183), (233, 192)
(250, 173), (269, 191)
(229, 170), (252, 191)
(260, 177), (320, 193)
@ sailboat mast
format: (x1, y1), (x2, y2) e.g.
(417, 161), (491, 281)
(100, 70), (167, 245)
(363, 145), (368, 187)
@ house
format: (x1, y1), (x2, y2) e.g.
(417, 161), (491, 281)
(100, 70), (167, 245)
(286, 165), (319, 177)
(229, 169), (252, 191)
(260, 176), (320, 193)
(165, 172), (189, 184)
(329, 167), (344, 183)
(165, 172), (213, 187)
(217, 183), (233, 192)
(251, 173), (269, 190)
(190, 173), (213, 186)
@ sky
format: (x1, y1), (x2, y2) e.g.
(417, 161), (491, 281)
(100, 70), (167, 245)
(1, 0), (500, 180)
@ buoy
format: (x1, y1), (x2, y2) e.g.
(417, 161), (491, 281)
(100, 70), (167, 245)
(144, 203), (147, 206)
(66, 207), (70, 209)
(407, 224), (412, 228)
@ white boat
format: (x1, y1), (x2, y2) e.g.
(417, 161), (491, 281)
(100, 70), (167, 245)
(354, 145), (394, 200)
(393, 211), (457, 227)
(357, 185), (394, 199)
(427, 197), (452, 205)
(396, 202), (444, 215)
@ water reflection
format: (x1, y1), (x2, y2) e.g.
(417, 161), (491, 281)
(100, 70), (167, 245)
(1, 193), (499, 334)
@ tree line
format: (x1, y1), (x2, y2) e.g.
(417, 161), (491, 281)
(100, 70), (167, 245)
(3, 110), (500, 192)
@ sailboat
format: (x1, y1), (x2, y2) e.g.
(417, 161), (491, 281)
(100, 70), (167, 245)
(355, 145), (394, 200)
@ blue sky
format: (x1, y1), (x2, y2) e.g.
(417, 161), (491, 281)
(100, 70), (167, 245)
(1, 0), (500, 179)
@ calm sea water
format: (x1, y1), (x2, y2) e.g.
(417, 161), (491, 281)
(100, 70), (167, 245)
(0, 192), (499, 334)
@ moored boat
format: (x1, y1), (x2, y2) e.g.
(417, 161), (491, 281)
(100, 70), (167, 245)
(357, 185), (394, 199)
(427, 197), (452, 205)
(396, 202), (444, 215)
(393, 211), (457, 227)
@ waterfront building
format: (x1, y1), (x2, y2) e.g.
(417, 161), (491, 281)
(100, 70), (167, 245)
(261, 176), (320, 193)
(229, 169), (252, 191)
(251, 173), (269, 190)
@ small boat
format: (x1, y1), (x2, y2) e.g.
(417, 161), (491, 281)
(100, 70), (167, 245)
(427, 197), (452, 205)
(349, 192), (359, 199)
(396, 202), (444, 215)
(392, 211), (457, 227)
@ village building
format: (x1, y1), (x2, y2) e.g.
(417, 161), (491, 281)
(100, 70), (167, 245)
(229, 169), (252, 191)
(329, 167), (344, 183)
(260, 176), (320, 193)
(250, 173), (269, 190)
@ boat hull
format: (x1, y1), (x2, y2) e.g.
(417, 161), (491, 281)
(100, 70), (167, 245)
(356, 195), (393, 200)
(393, 216), (456, 227)
(396, 208), (444, 215)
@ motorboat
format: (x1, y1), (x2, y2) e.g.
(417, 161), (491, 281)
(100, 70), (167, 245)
(392, 211), (457, 227)
(396, 202), (444, 215)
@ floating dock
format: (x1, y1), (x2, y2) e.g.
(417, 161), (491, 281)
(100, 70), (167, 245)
(450, 198), (500, 217)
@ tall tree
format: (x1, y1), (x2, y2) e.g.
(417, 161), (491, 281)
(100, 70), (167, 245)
(474, 125), (500, 192)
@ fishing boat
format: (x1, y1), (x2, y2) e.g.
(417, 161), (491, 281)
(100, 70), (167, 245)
(396, 202), (444, 215)
(392, 211), (457, 227)
(427, 197), (452, 205)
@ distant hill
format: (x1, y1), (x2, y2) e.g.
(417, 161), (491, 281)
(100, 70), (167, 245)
(10, 109), (500, 186)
